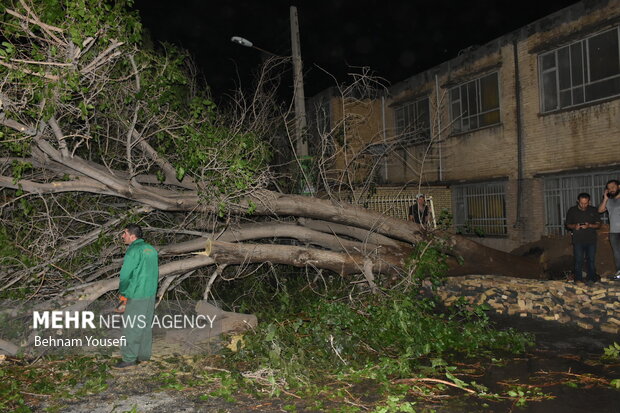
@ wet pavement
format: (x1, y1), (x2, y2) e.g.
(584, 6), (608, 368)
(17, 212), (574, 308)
(435, 313), (620, 412)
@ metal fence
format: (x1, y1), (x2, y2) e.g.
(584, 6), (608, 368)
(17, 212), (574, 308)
(351, 194), (416, 220)
(349, 194), (439, 229)
(543, 170), (619, 235)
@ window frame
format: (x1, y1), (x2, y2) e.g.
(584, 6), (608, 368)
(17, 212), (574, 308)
(449, 72), (501, 134)
(539, 26), (620, 113)
(393, 96), (431, 146)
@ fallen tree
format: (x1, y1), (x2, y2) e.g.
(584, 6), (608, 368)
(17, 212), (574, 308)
(0, 0), (541, 317)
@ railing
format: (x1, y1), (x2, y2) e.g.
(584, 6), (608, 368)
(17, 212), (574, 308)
(350, 194), (436, 227)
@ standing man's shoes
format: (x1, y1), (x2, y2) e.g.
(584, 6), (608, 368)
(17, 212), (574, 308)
(112, 360), (137, 369)
(612, 271), (620, 280)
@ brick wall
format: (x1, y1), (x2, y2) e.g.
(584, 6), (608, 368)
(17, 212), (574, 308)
(381, 0), (620, 251)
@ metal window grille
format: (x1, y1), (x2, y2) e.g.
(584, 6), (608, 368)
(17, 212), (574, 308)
(394, 97), (430, 145)
(539, 26), (620, 113)
(453, 182), (507, 236)
(543, 170), (620, 235)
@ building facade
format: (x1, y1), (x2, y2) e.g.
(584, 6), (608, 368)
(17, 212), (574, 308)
(308, 0), (620, 252)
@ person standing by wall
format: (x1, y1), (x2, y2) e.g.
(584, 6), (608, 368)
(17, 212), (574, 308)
(408, 194), (429, 226)
(114, 224), (159, 369)
(565, 193), (601, 284)
(598, 179), (620, 280)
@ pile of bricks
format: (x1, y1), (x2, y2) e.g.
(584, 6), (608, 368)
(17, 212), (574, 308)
(435, 275), (620, 334)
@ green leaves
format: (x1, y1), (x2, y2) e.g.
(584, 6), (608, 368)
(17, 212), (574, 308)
(10, 160), (33, 183)
(175, 166), (186, 182)
(0, 355), (111, 411)
(226, 284), (532, 387)
(445, 371), (469, 389)
(0, 41), (15, 57)
(602, 342), (620, 360)
(504, 386), (549, 407)
(404, 241), (449, 288)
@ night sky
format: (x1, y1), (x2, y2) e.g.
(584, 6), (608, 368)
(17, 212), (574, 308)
(133, 0), (579, 101)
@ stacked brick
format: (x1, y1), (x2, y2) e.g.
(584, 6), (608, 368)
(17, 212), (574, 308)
(436, 275), (620, 334)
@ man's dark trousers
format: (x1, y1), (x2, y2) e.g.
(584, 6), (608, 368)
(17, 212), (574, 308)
(573, 242), (597, 282)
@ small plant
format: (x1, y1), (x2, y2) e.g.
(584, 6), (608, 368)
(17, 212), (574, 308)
(456, 221), (486, 237)
(373, 394), (416, 413)
(435, 208), (453, 230)
(404, 241), (449, 288)
(602, 342), (620, 360)
(505, 386), (551, 407)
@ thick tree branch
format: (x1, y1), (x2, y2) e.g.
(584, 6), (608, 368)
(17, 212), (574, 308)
(202, 239), (401, 276)
(159, 222), (385, 256)
(0, 114), (37, 135)
(0, 175), (113, 195)
(0, 59), (60, 81)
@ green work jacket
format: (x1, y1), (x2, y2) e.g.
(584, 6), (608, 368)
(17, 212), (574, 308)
(119, 239), (159, 299)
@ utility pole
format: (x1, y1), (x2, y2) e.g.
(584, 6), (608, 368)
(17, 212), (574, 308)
(290, 6), (307, 157)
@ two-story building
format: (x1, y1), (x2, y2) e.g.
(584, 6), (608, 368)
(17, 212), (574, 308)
(308, 0), (620, 252)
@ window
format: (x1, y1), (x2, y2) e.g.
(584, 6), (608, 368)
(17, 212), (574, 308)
(454, 182), (507, 236)
(539, 27), (620, 113)
(394, 97), (430, 145)
(543, 170), (620, 235)
(449, 72), (500, 133)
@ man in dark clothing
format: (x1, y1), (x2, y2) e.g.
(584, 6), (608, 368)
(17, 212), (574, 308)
(114, 224), (159, 369)
(408, 194), (429, 225)
(597, 179), (620, 280)
(565, 193), (601, 284)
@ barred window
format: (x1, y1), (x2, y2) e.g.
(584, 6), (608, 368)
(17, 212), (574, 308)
(539, 27), (620, 113)
(543, 170), (620, 235)
(394, 97), (430, 145)
(449, 72), (500, 133)
(453, 182), (507, 236)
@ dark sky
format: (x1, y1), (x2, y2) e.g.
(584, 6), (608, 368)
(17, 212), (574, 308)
(133, 0), (579, 101)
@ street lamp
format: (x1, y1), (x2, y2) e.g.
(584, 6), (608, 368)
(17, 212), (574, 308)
(230, 36), (278, 57)
(230, 7), (308, 158)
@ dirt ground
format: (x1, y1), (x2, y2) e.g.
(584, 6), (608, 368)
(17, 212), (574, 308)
(511, 230), (617, 279)
(39, 357), (269, 413)
(37, 354), (357, 413)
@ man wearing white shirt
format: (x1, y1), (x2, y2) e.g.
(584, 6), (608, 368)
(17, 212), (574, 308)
(598, 179), (620, 280)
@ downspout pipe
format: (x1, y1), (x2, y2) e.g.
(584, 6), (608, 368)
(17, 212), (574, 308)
(435, 74), (443, 182)
(513, 39), (525, 229)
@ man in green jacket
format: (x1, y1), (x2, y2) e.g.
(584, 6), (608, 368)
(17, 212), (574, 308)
(114, 224), (159, 369)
